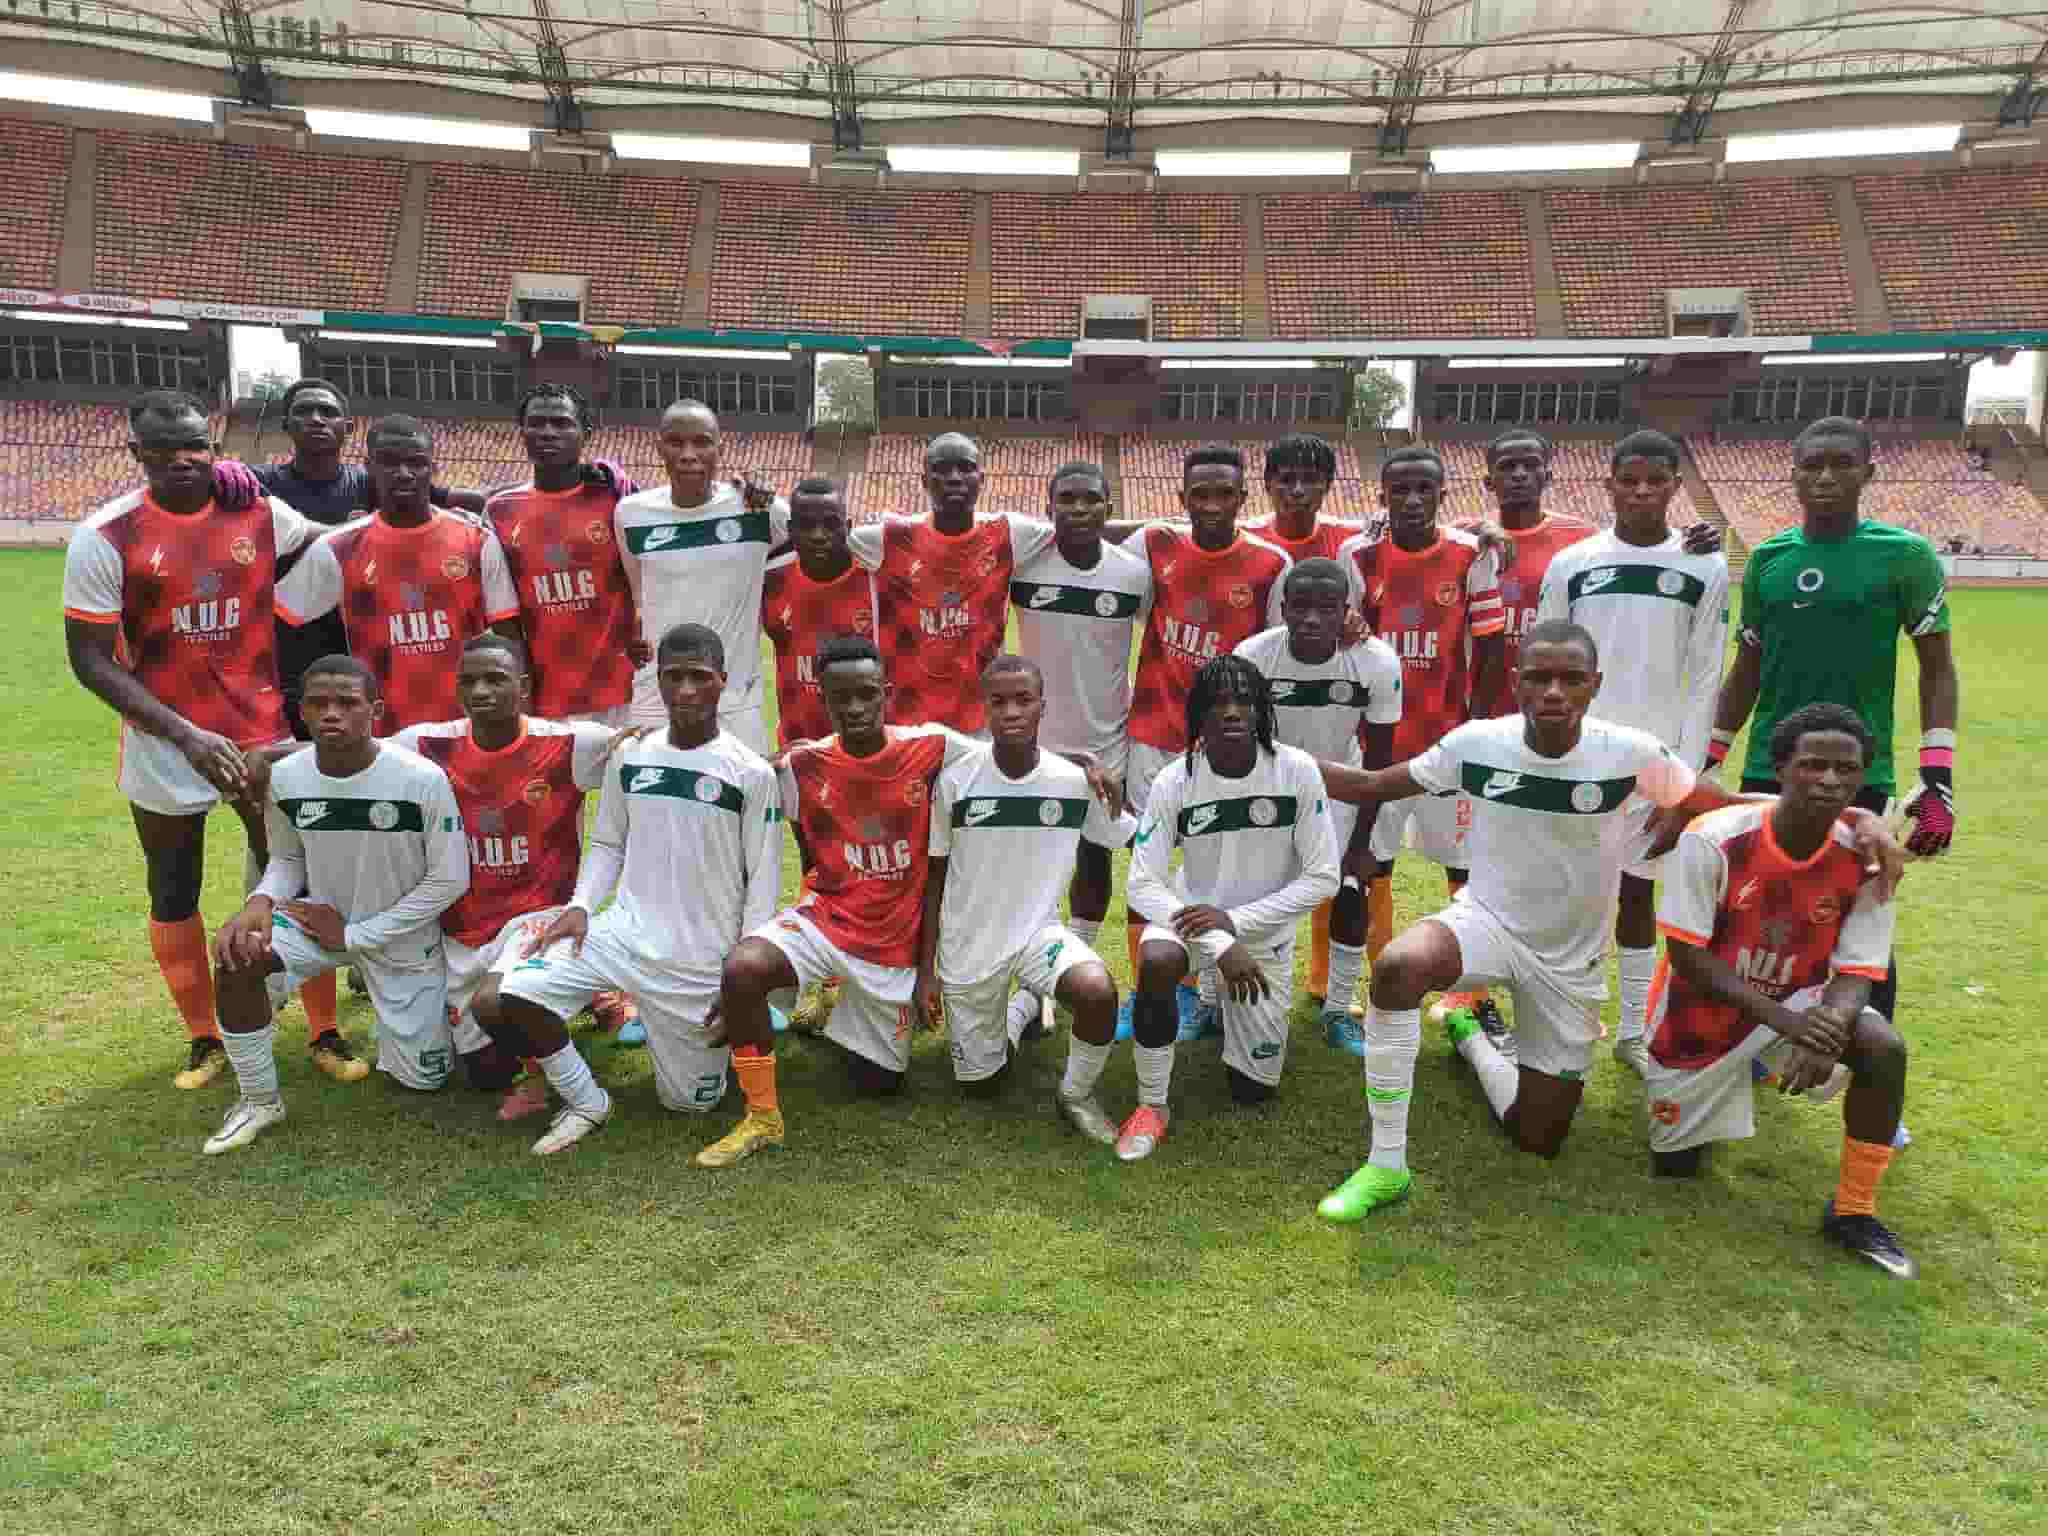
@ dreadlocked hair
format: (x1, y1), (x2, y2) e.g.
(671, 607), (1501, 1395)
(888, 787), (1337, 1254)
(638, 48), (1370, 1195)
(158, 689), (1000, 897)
(517, 381), (597, 433)
(1184, 655), (1278, 775)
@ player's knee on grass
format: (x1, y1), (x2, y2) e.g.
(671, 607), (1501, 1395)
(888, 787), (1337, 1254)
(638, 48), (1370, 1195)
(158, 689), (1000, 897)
(845, 1050), (905, 1098)
(1057, 962), (1118, 1044)
(1506, 1069), (1582, 1159)
(957, 1061), (1009, 1099)
(1652, 1145), (1708, 1178)
(462, 1038), (521, 1092)
(1226, 1065), (1275, 1106)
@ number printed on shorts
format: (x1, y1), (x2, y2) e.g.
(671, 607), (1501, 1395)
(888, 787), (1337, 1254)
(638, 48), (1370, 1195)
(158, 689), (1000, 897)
(692, 1072), (723, 1106)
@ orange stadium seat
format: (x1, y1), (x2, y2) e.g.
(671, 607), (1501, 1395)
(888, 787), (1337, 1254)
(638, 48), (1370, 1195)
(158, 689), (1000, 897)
(93, 131), (403, 310)
(1855, 165), (2048, 331)
(1545, 180), (1857, 336)
(0, 118), (70, 290)
(419, 165), (699, 324)
(1264, 190), (1536, 339)
(989, 193), (1242, 340)
(708, 184), (972, 335)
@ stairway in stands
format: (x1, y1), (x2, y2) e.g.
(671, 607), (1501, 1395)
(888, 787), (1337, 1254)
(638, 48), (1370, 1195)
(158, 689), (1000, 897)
(1677, 438), (1744, 576)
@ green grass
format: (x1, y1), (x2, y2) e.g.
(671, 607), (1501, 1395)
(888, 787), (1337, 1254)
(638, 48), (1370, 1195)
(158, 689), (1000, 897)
(3, 549), (2043, 1534)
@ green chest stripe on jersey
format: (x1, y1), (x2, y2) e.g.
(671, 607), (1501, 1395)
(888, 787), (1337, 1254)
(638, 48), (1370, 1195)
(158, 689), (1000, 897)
(624, 510), (773, 557)
(619, 764), (744, 813)
(1457, 763), (1637, 814)
(1178, 795), (1300, 838)
(1566, 563), (1706, 607)
(1010, 580), (1145, 619)
(278, 797), (426, 833)
(1268, 678), (1369, 709)
(951, 794), (1091, 830)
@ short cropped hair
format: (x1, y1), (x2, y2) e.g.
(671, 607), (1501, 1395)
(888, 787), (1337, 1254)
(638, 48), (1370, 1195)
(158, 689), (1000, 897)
(1519, 618), (1598, 670)
(462, 632), (529, 672)
(791, 476), (844, 501)
(366, 413), (432, 451)
(1049, 460), (1109, 495)
(1263, 434), (1337, 480)
(301, 653), (379, 697)
(1486, 427), (1552, 465)
(1379, 445), (1445, 481)
(817, 633), (882, 675)
(657, 622), (725, 669)
(1610, 428), (1682, 472)
(517, 382), (596, 432)
(279, 378), (349, 417)
(1283, 557), (1350, 597)
(1795, 415), (1874, 463)
(1183, 443), (1246, 482)
(981, 653), (1042, 691)
(128, 388), (209, 431)
(1769, 701), (1875, 768)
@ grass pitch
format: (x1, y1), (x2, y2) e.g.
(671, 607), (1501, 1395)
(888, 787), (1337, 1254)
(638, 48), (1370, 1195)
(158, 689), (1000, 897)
(2, 550), (2042, 1534)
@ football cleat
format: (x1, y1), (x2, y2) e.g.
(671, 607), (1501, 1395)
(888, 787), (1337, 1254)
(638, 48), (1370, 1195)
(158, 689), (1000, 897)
(1425, 990), (1486, 1029)
(1316, 1162), (1413, 1224)
(1612, 1035), (1651, 1079)
(1113, 995), (1135, 1042)
(1114, 1104), (1171, 1162)
(1056, 1091), (1119, 1146)
(1321, 1007), (1366, 1058)
(1176, 989), (1220, 1043)
(614, 1016), (647, 1047)
(173, 1036), (228, 1091)
(788, 980), (839, 1035)
(1820, 1199), (1918, 1280)
(495, 1074), (549, 1122)
(694, 1109), (785, 1168)
(531, 1100), (610, 1155)
(310, 1031), (371, 1083)
(202, 1096), (287, 1155)
(589, 990), (637, 1035)
(1473, 997), (1517, 1064)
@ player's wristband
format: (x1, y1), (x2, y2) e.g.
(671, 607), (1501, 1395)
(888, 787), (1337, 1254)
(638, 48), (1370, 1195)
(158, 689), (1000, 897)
(1705, 729), (1735, 769)
(1919, 728), (1955, 791)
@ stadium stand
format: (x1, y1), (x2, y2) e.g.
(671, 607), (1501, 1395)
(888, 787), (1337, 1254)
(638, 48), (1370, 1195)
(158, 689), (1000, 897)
(0, 119), (70, 290)
(708, 184), (972, 335)
(1545, 180), (1858, 336)
(418, 165), (699, 324)
(93, 131), (403, 310)
(1263, 191), (1537, 339)
(989, 193), (1242, 340)
(1856, 165), (2048, 332)
(0, 400), (227, 522)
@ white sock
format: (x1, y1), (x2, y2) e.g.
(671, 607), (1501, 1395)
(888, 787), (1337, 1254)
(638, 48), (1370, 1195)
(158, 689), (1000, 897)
(536, 1042), (610, 1115)
(450, 1009), (489, 1055)
(1133, 1042), (1175, 1108)
(1069, 917), (1102, 950)
(1060, 1039), (1111, 1100)
(1364, 1004), (1420, 1171)
(1197, 969), (1218, 1008)
(222, 1024), (280, 1102)
(1454, 1026), (1521, 1120)
(1617, 945), (1657, 1043)
(1006, 989), (1038, 1047)
(1327, 941), (1365, 1014)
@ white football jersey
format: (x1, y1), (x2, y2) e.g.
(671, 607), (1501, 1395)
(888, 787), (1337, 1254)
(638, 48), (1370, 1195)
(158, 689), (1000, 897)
(1233, 625), (1403, 767)
(928, 745), (1131, 985)
(1009, 536), (1153, 761)
(570, 727), (782, 985)
(1536, 530), (1728, 768)
(1127, 742), (1340, 961)
(257, 742), (469, 968)
(1408, 716), (1696, 974)
(614, 482), (791, 718)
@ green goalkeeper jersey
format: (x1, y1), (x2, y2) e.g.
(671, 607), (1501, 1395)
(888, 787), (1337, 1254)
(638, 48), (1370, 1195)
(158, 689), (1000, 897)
(1737, 518), (1949, 795)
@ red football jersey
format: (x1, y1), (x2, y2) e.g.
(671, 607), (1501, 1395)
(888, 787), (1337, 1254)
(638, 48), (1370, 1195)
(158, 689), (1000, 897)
(784, 726), (952, 967)
(1243, 518), (1361, 566)
(399, 718), (609, 948)
(485, 482), (638, 718)
(1649, 802), (1892, 1070)
(1458, 514), (1594, 719)
(276, 511), (519, 735)
(1128, 526), (1292, 753)
(62, 492), (299, 747)
(1346, 529), (1504, 757)
(761, 554), (878, 748)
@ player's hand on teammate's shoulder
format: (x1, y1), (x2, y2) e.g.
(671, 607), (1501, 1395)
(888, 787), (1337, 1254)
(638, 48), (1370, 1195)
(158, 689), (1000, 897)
(603, 726), (651, 756)
(579, 458), (639, 500)
(1468, 519), (1516, 568)
(1215, 942), (1270, 1003)
(1072, 755), (1125, 816)
(1340, 607), (1369, 646)
(1681, 521), (1724, 556)
(733, 476), (776, 512)
(210, 459), (265, 512)
(282, 900), (348, 952)
(524, 905), (589, 958)
(214, 898), (276, 973)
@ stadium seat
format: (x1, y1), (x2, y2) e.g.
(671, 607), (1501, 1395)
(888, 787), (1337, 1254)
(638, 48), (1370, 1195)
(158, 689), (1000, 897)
(1856, 165), (2048, 331)
(989, 193), (1243, 339)
(0, 119), (70, 289)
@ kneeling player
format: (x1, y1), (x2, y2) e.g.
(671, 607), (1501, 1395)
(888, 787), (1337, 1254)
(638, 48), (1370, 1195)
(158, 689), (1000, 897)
(207, 657), (469, 1153)
(1646, 702), (1915, 1278)
(1118, 656), (1340, 1161)
(479, 624), (781, 1157)
(915, 656), (1129, 1131)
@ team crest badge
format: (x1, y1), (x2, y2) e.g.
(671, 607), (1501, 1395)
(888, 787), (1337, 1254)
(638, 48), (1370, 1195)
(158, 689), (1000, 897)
(976, 549), (999, 578)
(1329, 681), (1354, 704)
(1435, 581), (1459, 606)
(442, 555), (469, 581)
(1038, 799), (1064, 827)
(228, 535), (257, 567)
(522, 779), (550, 806)
(902, 780), (926, 807)
(1810, 894), (1842, 924)
(1228, 583), (1253, 610)
(1650, 1099), (1681, 1126)
(1094, 592), (1120, 618)
(1249, 798), (1278, 827)
(694, 776), (724, 804)
(1796, 567), (1825, 595)
(1658, 569), (1686, 596)
(1570, 782), (1604, 813)
(369, 801), (400, 830)
(586, 519), (610, 545)
(716, 518), (742, 544)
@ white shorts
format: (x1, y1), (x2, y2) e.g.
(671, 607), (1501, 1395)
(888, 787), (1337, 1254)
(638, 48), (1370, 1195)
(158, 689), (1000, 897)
(1428, 895), (1605, 1081)
(1370, 792), (1469, 869)
(1643, 985), (1875, 1153)
(1126, 741), (1177, 818)
(121, 725), (292, 817)
(1328, 799), (1360, 857)
(941, 924), (1101, 1083)
(751, 908), (917, 1074)
(445, 907), (566, 1016)
(270, 912), (451, 1090)
(498, 912), (729, 1113)
(1141, 926), (1296, 1087)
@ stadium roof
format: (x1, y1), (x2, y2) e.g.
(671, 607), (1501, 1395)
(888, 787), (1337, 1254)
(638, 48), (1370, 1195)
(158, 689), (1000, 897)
(5, 2), (2044, 150)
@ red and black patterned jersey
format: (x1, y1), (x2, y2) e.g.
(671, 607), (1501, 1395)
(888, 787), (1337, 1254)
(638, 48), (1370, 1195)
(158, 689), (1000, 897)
(62, 490), (313, 746)
(1649, 802), (1893, 1071)
(1127, 526), (1292, 753)
(396, 717), (613, 949)
(781, 725), (963, 968)
(1343, 529), (1504, 758)
(761, 554), (878, 748)
(485, 482), (638, 718)
(851, 513), (1054, 733)
(1457, 514), (1594, 719)
(276, 511), (519, 735)
(1243, 518), (1362, 566)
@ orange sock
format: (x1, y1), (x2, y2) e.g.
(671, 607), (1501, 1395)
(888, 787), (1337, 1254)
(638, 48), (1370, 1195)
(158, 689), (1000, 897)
(1366, 877), (1393, 963)
(1126, 919), (1146, 976)
(1834, 1134), (1895, 1218)
(1308, 899), (1333, 999)
(300, 970), (338, 1043)
(148, 916), (216, 1040)
(733, 1044), (778, 1116)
